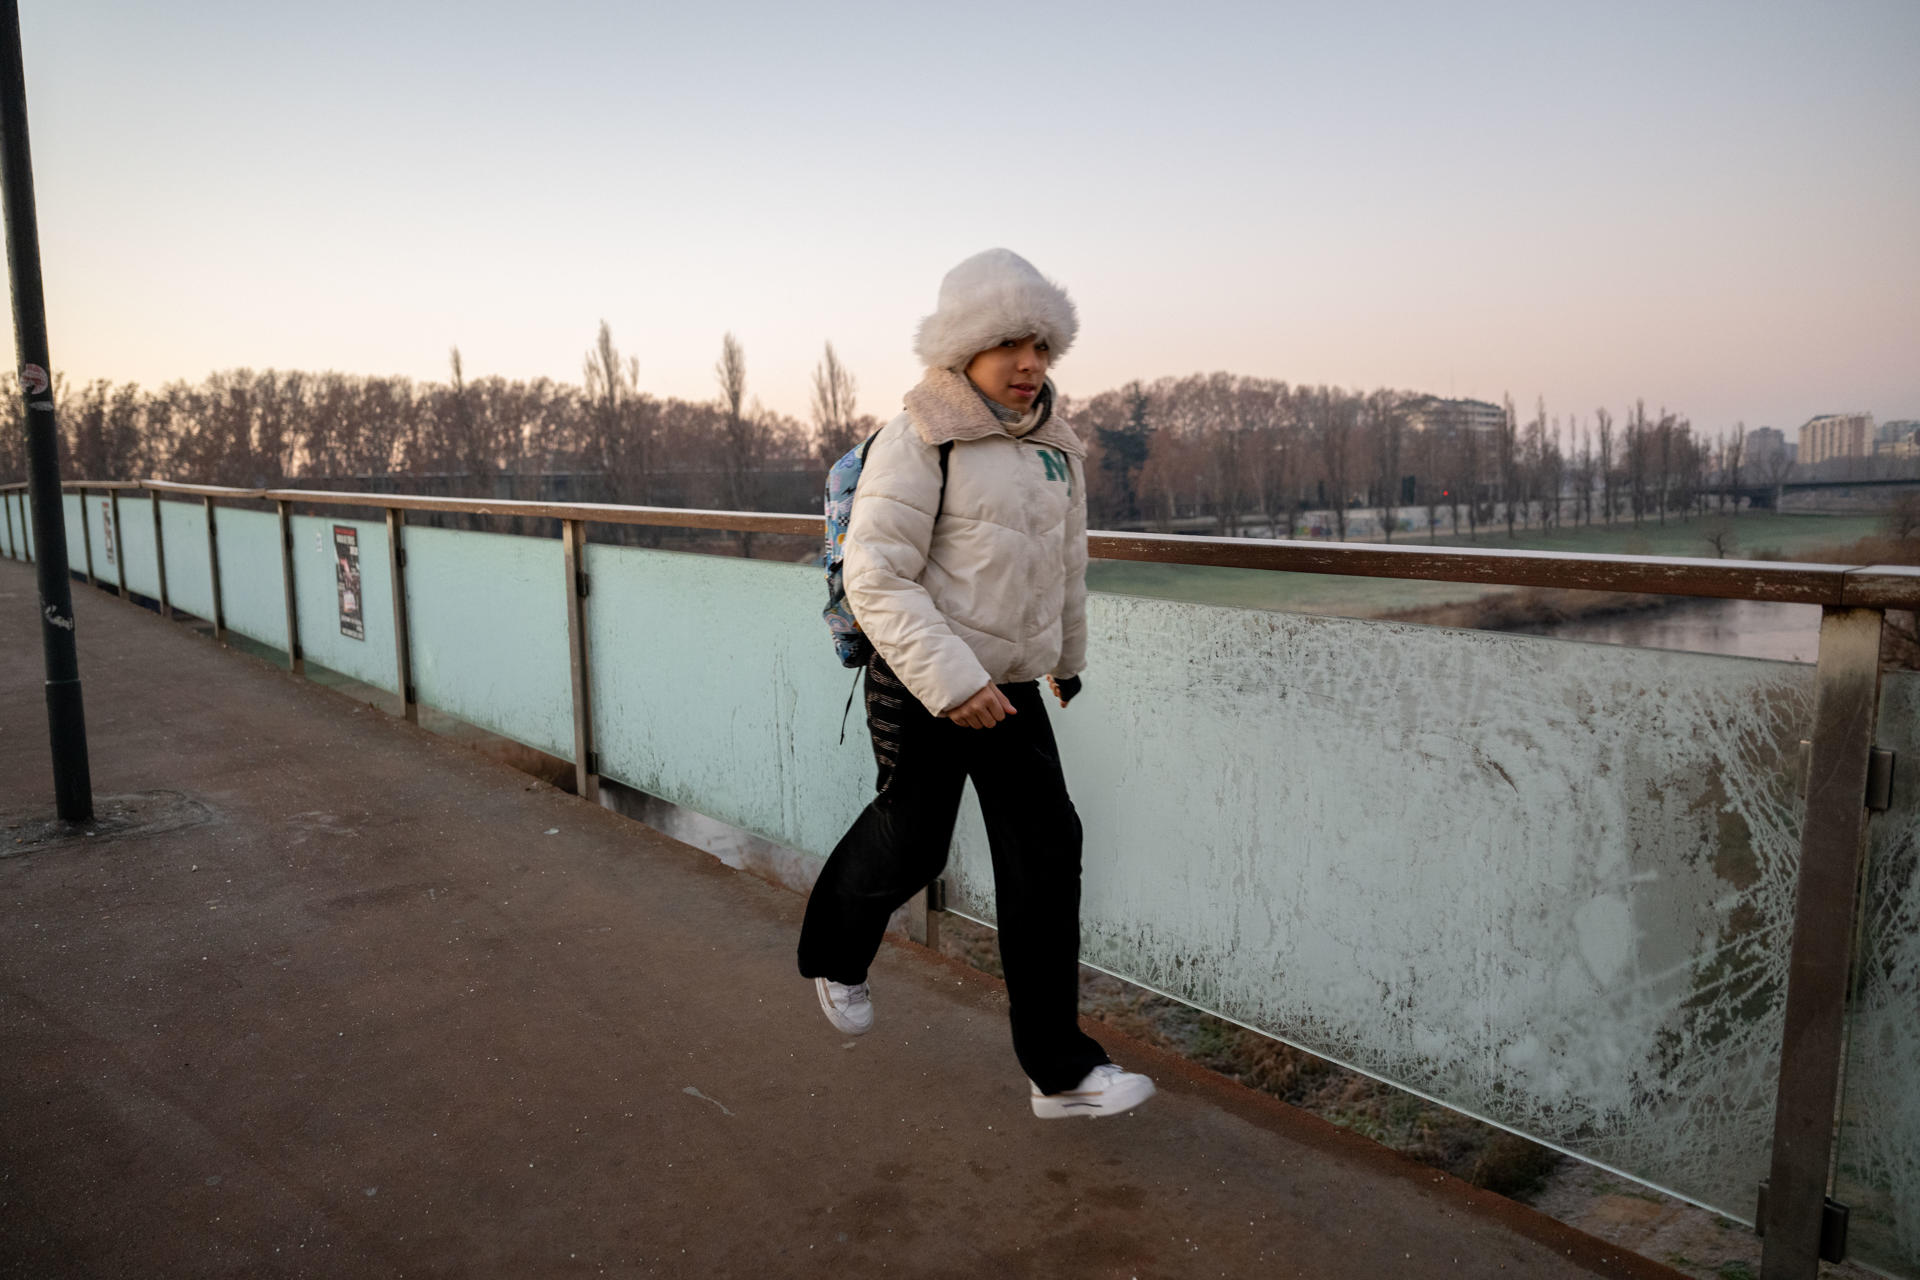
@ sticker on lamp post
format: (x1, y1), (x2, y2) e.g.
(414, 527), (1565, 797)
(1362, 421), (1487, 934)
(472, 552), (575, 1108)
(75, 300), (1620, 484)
(333, 525), (364, 640)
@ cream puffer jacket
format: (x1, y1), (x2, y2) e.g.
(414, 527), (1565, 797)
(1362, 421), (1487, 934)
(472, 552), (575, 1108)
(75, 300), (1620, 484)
(844, 367), (1089, 717)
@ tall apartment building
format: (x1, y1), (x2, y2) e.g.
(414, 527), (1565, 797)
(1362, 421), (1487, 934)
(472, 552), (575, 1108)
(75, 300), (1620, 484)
(1799, 412), (1874, 466)
(1744, 426), (1789, 470)
(1409, 396), (1506, 436)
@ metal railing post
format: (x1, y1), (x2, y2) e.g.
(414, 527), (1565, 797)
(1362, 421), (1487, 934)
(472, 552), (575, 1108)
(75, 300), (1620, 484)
(385, 506), (416, 723)
(1759, 605), (1885, 1279)
(277, 499), (301, 673)
(149, 489), (171, 619)
(204, 495), (225, 641)
(561, 518), (599, 804)
(109, 488), (129, 604)
(906, 880), (945, 952)
(77, 484), (94, 585)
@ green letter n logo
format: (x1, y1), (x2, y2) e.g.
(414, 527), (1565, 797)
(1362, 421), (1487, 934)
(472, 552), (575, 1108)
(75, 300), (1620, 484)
(1038, 450), (1069, 483)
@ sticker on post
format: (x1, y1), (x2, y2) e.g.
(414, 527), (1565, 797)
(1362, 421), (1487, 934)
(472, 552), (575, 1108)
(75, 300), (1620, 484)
(333, 525), (364, 640)
(20, 364), (48, 395)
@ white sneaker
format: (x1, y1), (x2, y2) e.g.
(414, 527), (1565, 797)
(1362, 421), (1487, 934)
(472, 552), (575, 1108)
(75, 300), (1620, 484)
(814, 977), (873, 1035)
(1030, 1063), (1156, 1119)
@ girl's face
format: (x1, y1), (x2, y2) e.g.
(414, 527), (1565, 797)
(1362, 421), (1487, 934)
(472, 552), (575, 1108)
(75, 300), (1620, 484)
(964, 335), (1051, 412)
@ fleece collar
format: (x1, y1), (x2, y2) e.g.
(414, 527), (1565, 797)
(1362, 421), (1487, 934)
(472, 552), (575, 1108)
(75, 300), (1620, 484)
(902, 367), (1085, 458)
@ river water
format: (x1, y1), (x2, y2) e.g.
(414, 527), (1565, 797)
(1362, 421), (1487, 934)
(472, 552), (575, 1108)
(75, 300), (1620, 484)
(1515, 597), (1823, 664)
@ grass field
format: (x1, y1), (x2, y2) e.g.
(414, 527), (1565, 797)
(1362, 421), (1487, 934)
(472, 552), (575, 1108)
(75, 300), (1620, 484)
(1086, 512), (1891, 617)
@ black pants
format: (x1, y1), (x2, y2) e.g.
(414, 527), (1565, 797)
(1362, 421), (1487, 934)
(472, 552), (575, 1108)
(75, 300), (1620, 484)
(797, 654), (1110, 1095)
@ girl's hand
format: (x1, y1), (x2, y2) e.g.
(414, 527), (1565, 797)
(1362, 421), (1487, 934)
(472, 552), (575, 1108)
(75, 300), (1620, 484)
(948, 683), (1017, 729)
(1046, 675), (1082, 708)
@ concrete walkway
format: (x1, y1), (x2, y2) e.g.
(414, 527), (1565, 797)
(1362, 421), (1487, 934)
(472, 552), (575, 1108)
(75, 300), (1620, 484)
(0, 558), (1681, 1279)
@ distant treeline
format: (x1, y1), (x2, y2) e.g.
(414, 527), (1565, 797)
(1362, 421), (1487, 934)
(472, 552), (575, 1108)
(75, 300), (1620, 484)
(3, 324), (1766, 540)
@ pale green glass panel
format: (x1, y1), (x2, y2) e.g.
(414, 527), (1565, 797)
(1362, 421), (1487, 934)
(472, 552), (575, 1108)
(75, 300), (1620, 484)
(116, 496), (161, 601)
(62, 494), (85, 574)
(157, 500), (214, 620)
(5, 493), (22, 560)
(1834, 669), (1920, 1278)
(210, 507), (289, 653)
(405, 526), (572, 759)
(289, 515), (398, 693)
(938, 594), (1813, 1220)
(583, 545), (874, 853)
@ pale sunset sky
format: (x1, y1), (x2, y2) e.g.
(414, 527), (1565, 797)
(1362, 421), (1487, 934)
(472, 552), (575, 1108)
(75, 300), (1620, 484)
(9, 1), (1918, 437)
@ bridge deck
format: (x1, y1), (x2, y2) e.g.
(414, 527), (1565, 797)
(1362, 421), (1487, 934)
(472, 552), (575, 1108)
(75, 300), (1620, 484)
(0, 558), (1678, 1279)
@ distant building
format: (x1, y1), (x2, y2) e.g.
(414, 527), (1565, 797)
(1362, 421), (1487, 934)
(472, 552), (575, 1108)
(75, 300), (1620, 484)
(1409, 396), (1505, 436)
(1877, 419), (1920, 459)
(1745, 426), (1789, 469)
(1799, 412), (1874, 465)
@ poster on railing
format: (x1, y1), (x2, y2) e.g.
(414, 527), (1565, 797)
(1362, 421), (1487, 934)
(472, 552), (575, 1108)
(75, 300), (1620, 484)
(333, 525), (364, 640)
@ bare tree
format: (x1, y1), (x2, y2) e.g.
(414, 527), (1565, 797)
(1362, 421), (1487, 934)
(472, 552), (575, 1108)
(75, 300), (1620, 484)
(1370, 389), (1407, 542)
(714, 332), (767, 552)
(1655, 407), (1674, 525)
(1887, 492), (1920, 542)
(1498, 394), (1519, 537)
(1420, 417), (1447, 543)
(1596, 407), (1615, 526)
(1723, 424), (1744, 516)
(583, 320), (647, 498)
(1310, 387), (1359, 541)
(809, 342), (863, 464)
(1625, 401), (1650, 527)
(1458, 419), (1482, 538)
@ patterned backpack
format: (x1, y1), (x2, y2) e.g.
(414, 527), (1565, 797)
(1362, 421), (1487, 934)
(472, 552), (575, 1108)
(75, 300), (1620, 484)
(821, 431), (952, 667)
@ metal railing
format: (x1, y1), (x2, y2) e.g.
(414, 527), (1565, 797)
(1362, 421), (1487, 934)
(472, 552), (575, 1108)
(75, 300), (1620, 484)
(4, 474), (1915, 1280)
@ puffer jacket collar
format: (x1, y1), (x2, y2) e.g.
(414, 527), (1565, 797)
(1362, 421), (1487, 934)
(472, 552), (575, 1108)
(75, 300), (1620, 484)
(903, 367), (1086, 458)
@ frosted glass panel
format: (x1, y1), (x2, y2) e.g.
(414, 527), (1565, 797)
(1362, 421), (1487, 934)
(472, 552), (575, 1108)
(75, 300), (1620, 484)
(3, 492), (23, 558)
(62, 494), (84, 572)
(211, 507), (288, 652)
(117, 495), (161, 601)
(583, 545), (873, 855)
(1835, 670), (1920, 1278)
(290, 515), (398, 693)
(940, 595), (1813, 1220)
(11, 493), (36, 560)
(157, 500), (214, 621)
(404, 526), (573, 759)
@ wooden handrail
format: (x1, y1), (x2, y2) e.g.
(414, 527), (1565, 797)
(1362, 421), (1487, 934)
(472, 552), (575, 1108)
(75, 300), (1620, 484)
(14, 476), (1913, 609)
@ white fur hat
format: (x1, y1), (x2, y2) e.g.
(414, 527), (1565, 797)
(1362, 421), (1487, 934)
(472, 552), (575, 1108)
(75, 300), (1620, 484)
(913, 248), (1078, 371)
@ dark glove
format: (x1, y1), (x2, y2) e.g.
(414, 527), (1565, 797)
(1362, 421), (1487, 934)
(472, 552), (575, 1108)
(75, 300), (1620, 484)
(1052, 674), (1082, 706)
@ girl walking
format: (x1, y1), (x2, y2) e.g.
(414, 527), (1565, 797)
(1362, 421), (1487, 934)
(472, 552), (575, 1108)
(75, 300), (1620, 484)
(797, 248), (1154, 1119)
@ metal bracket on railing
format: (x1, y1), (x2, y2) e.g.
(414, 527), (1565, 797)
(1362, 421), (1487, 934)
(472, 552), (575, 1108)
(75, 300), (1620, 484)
(1797, 740), (1895, 812)
(927, 877), (948, 913)
(575, 570), (590, 599)
(1756, 1182), (1849, 1264)
(1866, 748), (1894, 812)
